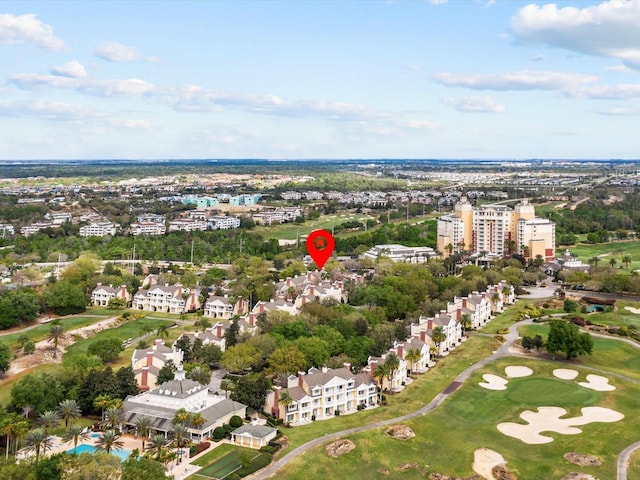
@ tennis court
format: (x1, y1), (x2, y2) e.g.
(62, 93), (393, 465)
(191, 451), (243, 480)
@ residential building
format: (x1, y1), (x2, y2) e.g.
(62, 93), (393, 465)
(204, 295), (249, 320)
(208, 216), (241, 230)
(79, 221), (117, 237)
(45, 212), (72, 225)
(265, 364), (378, 425)
(176, 323), (228, 352)
(20, 222), (54, 237)
(361, 244), (437, 263)
(131, 339), (184, 391)
(230, 424), (278, 449)
(130, 221), (166, 236)
(91, 283), (131, 307)
(133, 284), (202, 313)
(168, 218), (208, 232)
(0, 224), (15, 236)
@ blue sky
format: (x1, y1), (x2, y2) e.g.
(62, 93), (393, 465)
(1, 0), (639, 160)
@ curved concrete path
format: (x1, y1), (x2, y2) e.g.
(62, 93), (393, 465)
(618, 440), (640, 480)
(255, 321), (523, 479)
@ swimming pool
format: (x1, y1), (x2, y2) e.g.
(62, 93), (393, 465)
(66, 443), (131, 461)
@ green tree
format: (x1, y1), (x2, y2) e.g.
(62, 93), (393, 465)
(148, 434), (169, 461)
(294, 336), (330, 368)
(135, 416), (153, 450)
(0, 342), (9, 373)
(460, 314), (472, 335)
(373, 362), (390, 394)
(87, 338), (124, 362)
(48, 324), (65, 359)
(186, 364), (211, 385)
(37, 410), (60, 434)
(101, 406), (124, 432)
(231, 373), (271, 411)
(404, 347), (422, 376)
(0, 413), (30, 460)
(43, 280), (87, 315)
(623, 255), (632, 269)
(122, 456), (172, 480)
(24, 427), (52, 465)
(61, 452), (122, 479)
(95, 430), (124, 454)
(195, 317), (211, 333)
(221, 343), (260, 373)
(11, 372), (65, 414)
(157, 360), (176, 384)
(57, 399), (81, 428)
(383, 353), (400, 392)
(92, 394), (113, 422)
(116, 366), (140, 398)
(546, 320), (594, 360)
(62, 424), (91, 455)
(431, 326), (446, 355)
(266, 345), (308, 378)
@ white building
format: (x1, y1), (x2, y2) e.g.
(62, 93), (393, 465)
(79, 222), (117, 237)
(133, 284), (202, 314)
(130, 221), (166, 236)
(168, 218), (208, 232)
(131, 339), (184, 391)
(361, 244), (437, 263)
(208, 216), (241, 230)
(91, 283), (131, 307)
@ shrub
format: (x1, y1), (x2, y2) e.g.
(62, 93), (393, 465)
(228, 474), (241, 480)
(356, 404), (365, 411)
(334, 410), (340, 416)
(311, 415), (316, 421)
(189, 441), (211, 457)
(229, 415), (243, 428)
(223, 424), (233, 434)
(259, 445), (279, 455)
(212, 427), (225, 441)
(570, 316), (586, 327)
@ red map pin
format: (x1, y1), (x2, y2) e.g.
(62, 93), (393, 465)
(306, 229), (335, 270)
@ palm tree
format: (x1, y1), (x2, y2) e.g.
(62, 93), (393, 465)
(149, 434), (169, 460)
(38, 410), (60, 434)
(383, 353), (400, 392)
(188, 412), (205, 440)
(101, 406), (124, 432)
(431, 326), (446, 356)
(171, 423), (189, 465)
(1, 414), (29, 460)
(609, 258), (617, 268)
(156, 325), (170, 339)
(404, 348), (422, 377)
(139, 324), (154, 337)
(48, 324), (65, 358)
(277, 390), (294, 420)
(220, 379), (234, 399)
(173, 408), (191, 428)
(62, 424), (90, 455)
(93, 394), (112, 422)
(95, 430), (124, 454)
(188, 366), (210, 385)
(589, 256), (600, 267)
(195, 317), (212, 333)
(373, 362), (390, 396)
(623, 255), (632, 269)
(57, 399), (81, 428)
(24, 428), (52, 464)
(460, 314), (472, 336)
(135, 416), (153, 450)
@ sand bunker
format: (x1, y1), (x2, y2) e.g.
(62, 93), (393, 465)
(553, 369), (579, 380)
(497, 406), (624, 444)
(505, 366), (533, 378)
(479, 374), (508, 391)
(624, 306), (640, 314)
(578, 374), (615, 392)
(325, 439), (355, 458)
(473, 448), (506, 479)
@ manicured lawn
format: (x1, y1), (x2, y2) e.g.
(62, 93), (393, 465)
(279, 334), (500, 454)
(1, 314), (113, 355)
(252, 213), (375, 241)
(570, 240), (640, 271)
(277, 357), (640, 480)
(63, 317), (175, 360)
(629, 449), (640, 480)
(584, 300), (640, 328)
(518, 323), (640, 381)
(189, 444), (257, 480)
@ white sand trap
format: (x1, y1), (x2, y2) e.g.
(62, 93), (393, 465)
(497, 406), (624, 444)
(505, 366), (533, 378)
(553, 368), (579, 380)
(479, 374), (508, 390)
(472, 448), (506, 479)
(579, 374), (616, 391)
(624, 306), (640, 314)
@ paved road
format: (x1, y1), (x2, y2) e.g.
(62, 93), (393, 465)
(618, 441), (640, 480)
(255, 321), (523, 479)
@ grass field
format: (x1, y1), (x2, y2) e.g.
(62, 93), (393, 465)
(570, 240), (640, 271)
(581, 299), (640, 329)
(277, 354), (640, 480)
(0, 363), (62, 406)
(252, 213), (375, 240)
(0, 314), (112, 355)
(189, 444), (257, 480)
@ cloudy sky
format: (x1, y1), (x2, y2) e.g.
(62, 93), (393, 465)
(1, 0), (640, 160)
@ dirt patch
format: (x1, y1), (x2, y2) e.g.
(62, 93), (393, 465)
(378, 469), (390, 475)
(491, 465), (518, 480)
(561, 473), (599, 480)
(564, 453), (602, 467)
(427, 474), (483, 480)
(398, 462), (418, 471)
(325, 439), (355, 458)
(386, 425), (415, 441)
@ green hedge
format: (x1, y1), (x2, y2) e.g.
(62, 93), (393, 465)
(236, 453), (272, 477)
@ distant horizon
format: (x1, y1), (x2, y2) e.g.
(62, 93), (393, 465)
(1, 1), (640, 159)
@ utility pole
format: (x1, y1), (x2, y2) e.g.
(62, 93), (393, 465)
(190, 240), (194, 264)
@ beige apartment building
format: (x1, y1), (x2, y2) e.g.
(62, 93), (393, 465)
(437, 198), (555, 262)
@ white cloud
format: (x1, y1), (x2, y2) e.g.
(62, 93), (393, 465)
(10, 73), (157, 96)
(442, 95), (506, 113)
(605, 64), (633, 73)
(591, 106), (640, 116)
(569, 83), (640, 100)
(0, 99), (100, 120)
(0, 13), (64, 50)
(394, 119), (439, 130)
(431, 70), (598, 90)
(110, 119), (153, 129)
(95, 41), (159, 63)
(50, 60), (87, 78)
(511, 1), (640, 69)
(429, 0), (448, 4)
